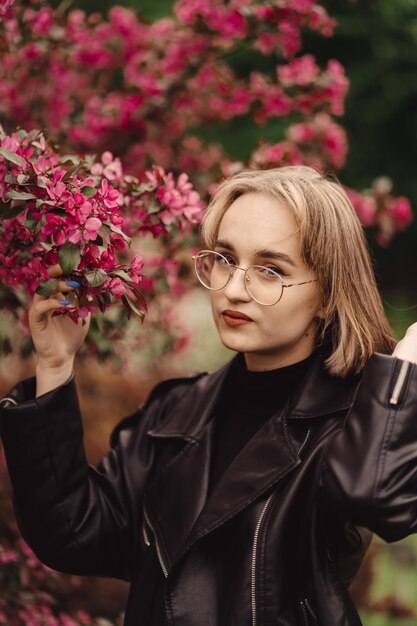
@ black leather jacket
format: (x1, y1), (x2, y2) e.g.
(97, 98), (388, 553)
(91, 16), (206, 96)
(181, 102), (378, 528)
(1, 352), (417, 626)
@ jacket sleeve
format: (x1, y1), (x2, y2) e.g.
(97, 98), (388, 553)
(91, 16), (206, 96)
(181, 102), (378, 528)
(0, 374), (191, 580)
(323, 353), (417, 543)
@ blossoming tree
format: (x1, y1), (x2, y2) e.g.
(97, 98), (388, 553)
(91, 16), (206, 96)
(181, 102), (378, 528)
(0, 0), (414, 623)
(0, 0), (412, 360)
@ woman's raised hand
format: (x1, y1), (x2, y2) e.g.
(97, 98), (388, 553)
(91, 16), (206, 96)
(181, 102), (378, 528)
(29, 265), (91, 396)
(392, 322), (417, 365)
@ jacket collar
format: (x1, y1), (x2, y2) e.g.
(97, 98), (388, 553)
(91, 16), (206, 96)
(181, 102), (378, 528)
(287, 351), (360, 418)
(147, 349), (360, 440)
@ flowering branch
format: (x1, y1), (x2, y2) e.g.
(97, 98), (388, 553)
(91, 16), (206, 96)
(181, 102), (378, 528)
(0, 127), (203, 325)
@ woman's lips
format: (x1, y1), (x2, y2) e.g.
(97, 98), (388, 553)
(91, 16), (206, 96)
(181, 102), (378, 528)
(221, 310), (254, 327)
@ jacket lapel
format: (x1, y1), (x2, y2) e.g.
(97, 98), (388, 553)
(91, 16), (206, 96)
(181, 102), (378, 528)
(143, 361), (231, 571)
(143, 351), (360, 574)
(178, 405), (300, 563)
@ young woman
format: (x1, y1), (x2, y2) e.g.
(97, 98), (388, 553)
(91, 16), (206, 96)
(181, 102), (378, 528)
(1, 165), (417, 626)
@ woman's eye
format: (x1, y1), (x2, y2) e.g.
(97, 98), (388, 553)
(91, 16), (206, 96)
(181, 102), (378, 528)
(216, 253), (234, 264)
(264, 266), (284, 277)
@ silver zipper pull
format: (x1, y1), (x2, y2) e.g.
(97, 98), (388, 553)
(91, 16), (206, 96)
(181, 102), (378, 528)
(300, 598), (318, 625)
(390, 360), (412, 406)
(143, 507), (169, 577)
(142, 516), (151, 547)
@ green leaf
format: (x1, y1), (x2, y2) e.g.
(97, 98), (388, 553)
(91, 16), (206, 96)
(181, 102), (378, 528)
(0, 148), (24, 168)
(60, 155), (81, 166)
(62, 163), (82, 181)
(98, 224), (111, 245)
(58, 243), (81, 274)
(84, 268), (108, 287)
(25, 218), (39, 231)
(81, 186), (97, 198)
(109, 222), (131, 244)
(28, 128), (43, 142)
(17, 129), (28, 141)
(5, 190), (37, 202)
(110, 269), (134, 282)
(39, 241), (53, 251)
(4, 173), (16, 184)
(147, 200), (160, 214)
(136, 182), (154, 193)
(36, 278), (59, 297)
(124, 294), (146, 320)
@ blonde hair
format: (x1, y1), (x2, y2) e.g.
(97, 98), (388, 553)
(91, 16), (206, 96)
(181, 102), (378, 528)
(201, 166), (396, 377)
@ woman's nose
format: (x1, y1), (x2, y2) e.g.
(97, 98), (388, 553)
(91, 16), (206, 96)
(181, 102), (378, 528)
(223, 267), (252, 303)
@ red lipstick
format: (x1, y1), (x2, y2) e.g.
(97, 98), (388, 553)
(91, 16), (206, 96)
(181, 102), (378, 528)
(221, 309), (253, 327)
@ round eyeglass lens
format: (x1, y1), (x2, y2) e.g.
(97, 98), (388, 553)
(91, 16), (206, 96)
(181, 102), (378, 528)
(194, 251), (230, 290)
(194, 251), (284, 306)
(245, 265), (284, 305)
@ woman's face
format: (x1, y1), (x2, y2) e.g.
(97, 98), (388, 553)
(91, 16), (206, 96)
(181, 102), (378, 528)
(210, 192), (323, 371)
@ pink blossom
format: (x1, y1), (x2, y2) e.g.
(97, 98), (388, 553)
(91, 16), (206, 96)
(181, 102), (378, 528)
(0, 549), (19, 563)
(82, 216), (102, 241)
(278, 55), (319, 86)
(388, 197), (413, 229)
(130, 254), (144, 281)
(346, 189), (376, 226)
(42, 213), (69, 246)
(100, 246), (116, 269)
(23, 6), (54, 36)
(108, 277), (127, 296)
(0, 0), (14, 18)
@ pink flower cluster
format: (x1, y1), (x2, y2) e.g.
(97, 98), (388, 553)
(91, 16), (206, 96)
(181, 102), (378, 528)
(0, 128), (203, 321)
(0, 0), (14, 19)
(129, 166), (204, 237)
(0, 524), (121, 625)
(346, 180), (413, 246)
(175, 0), (336, 56)
(0, 0), (348, 182)
(247, 113), (347, 171)
(0, 0), (413, 359)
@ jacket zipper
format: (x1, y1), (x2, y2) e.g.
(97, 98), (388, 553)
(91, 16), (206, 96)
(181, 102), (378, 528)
(142, 515), (151, 547)
(389, 360), (411, 406)
(251, 427), (311, 626)
(300, 597), (318, 625)
(143, 507), (168, 577)
(251, 492), (274, 626)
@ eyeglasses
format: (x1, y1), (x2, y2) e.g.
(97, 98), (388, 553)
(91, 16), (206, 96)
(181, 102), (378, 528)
(192, 250), (317, 307)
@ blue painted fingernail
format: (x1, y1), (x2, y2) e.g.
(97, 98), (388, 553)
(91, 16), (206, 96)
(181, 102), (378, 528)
(59, 299), (71, 305)
(66, 280), (80, 288)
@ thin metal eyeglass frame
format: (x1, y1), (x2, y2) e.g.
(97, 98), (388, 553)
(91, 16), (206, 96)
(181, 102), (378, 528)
(192, 250), (317, 307)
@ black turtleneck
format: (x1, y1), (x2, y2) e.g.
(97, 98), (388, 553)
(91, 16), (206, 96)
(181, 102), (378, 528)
(208, 351), (314, 495)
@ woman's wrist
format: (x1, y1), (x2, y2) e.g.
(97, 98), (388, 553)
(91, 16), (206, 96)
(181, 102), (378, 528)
(35, 359), (75, 397)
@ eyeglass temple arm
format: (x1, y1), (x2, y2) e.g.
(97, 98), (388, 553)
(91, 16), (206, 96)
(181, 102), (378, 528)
(284, 279), (318, 289)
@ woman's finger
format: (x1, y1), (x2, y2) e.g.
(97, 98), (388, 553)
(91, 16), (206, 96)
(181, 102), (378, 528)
(32, 280), (80, 304)
(54, 280), (81, 294)
(30, 298), (77, 318)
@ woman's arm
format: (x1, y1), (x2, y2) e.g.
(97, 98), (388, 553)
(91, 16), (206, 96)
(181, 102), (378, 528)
(0, 375), (156, 580)
(323, 322), (417, 542)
